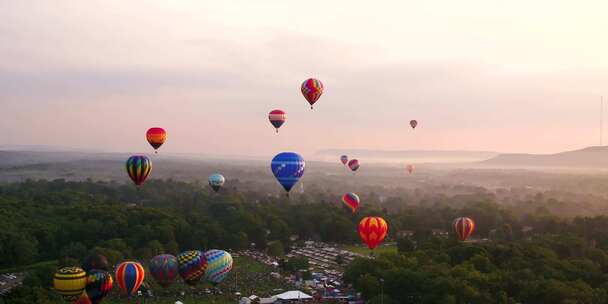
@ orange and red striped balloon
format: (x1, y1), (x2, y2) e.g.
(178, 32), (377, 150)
(146, 127), (167, 153)
(453, 217), (475, 241)
(358, 216), (388, 250)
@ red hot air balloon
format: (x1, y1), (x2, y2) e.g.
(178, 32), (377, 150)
(348, 159), (360, 172)
(358, 217), (388, 250)
(410, 120), (418, 129)
(146, 128), (167, 153)
(301, 78), (324, 109)
(340, 155), (348, 165)
(406, 164), (415, 174)
(268, 110), (286, 133)
(341, 193), (360, 213)
(453, 217), (475, 241)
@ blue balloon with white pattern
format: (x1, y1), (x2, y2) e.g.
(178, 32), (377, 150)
(271, 152), (305, 194)
(204, 249), (233, 285)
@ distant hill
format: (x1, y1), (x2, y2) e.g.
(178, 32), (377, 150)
(316, 149), (498, 163)
(479, 146), (608, 168)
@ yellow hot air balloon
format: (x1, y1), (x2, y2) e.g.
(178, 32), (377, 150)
(53, 266), (87, 302)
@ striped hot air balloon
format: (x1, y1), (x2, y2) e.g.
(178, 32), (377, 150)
(149, 254), (179, 288)
(125, 155), (152, 186)
(341, 193), (360, 213)
(85, 270), (113, 304)
(53, 266), (87, 302)
(268, 109), (286, 133)
(453, 217), (475, 241)
(340, 155), (348, 165)
(358, 217), (389, 250)
(348, 159), (360, 172)
(177, 250), (208, 286)
(115, 261), (145, 296)
(204, 250), (233, 285)
(146, 127), (167, 153)
(301, 78), (324, 109)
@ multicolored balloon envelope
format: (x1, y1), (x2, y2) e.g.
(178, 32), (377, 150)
(208, 173), (226, 192)
(82, 254), (109, 273)
(358, 216), (389, 250)
(348, 159), (360, 172)
(406, 164), (415, 174)
(271, 152), (305, 195)
(204, 249), (233, 285)
(410, 120), (418, 129)
(149, 254), (179, 288)
(177, 250), (208, 286)
(126, 155), (152, 186)
(268, 109), (286, 133)
(453, 217), (475, 241)
(301, 78), (324, 109)
(341, 192), (360, 213)
(115, 261), (145, 296)
(146, 127), (167, 153)
(53, 266), (87, 302)
(340, 155), (348, 165)
(85, 270), (113, 304)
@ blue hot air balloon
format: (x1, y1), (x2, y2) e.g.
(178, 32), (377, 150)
(271, 152), (305, 195)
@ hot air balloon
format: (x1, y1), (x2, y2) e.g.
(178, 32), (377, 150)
(268, 110), (286, 133)
(53, 267), (87, 302)
(75, 293), (92, 304)
(115, 261), (145, 296)
(177, 250), (208, 286)
(149, 254), (179, 288)
(406, 164), (415, 174)
(341, 193), (360, 213)
(126, 155), (152, 186)
(301, 78), (324, 109)
(348, 159), (360, 172)
(146, 127), (167, 153)
(358, 217), (388, 250)
(340, 155), (348, 165)
(208, 173), (225, 193)
(271, 152), (305, 196)
(82, 254), (109, 273)
(204, 249), (233, 285)
(410, 120), (418, 129)
(453, 217), (475, 241)
(85, 270), (113, 304)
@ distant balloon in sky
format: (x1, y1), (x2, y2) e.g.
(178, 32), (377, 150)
(301, 78), (324, 109)
(358, 216), (388, 250)
(453, 217), (475, 241)
(340, 155), (348, 165)
(126, 155), (152, 186)
(341, 192), (360, 213)
(271, 152), (305, 195)
(115, 261), (145, 296)
(348, 159), (360, 172)
(146, 127), (167, 153)
(406, 164), (415, 174)
(268, 109), (286, 133)
(410, 120), (418, 129)
(208, 173), (225, 192)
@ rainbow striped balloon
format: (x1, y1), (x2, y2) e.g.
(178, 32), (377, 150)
(125, 155), (152, 186)
(204, 249), (233, 285)
(453, 217), (475, 241)
(341, 193), (360, 213)
(149, 254), (178, 288)
(301, 78), (324, 109)
(115, 261), (145, 296)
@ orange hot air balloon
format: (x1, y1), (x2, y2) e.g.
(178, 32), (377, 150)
(406, 164), (415, 174)
(146, 128), (167, 153)
(358, 216), (388, 250)
(453, 217), (475, 241)
(410, 120), (418, 129)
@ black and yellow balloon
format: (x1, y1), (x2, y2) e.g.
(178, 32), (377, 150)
(53, 266), (87, 302)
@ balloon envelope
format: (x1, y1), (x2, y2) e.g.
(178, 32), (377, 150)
(115, 261), (145, 296)
(85, 270), (113, 304)
(348, 159), (360, 172)
(301, 78), (324, 109)
(341, 193), (360, 213)
(406, 164), (415, 174)
(340, 155), (348, 165)
(149, 254), (179, 288)
(208, 173), (226, 192)
(204, 249), (233, 284)
(271, 152), (305, 194)
(358, 217), (388, 250)
(410, 120), (418, 129)
(146, 127), (167, 151)
(54, 267), (87, 303)
(177, 250), (208, 286)
(453, 217), (475, 241)
(82, 254), (109, 273)
(268, 109), (286, 132)
(126, 155), (152, 186)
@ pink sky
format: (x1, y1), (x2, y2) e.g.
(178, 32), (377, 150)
(2, 1), (608, 156)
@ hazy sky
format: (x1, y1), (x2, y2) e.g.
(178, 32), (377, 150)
(2, 0), (608, 157)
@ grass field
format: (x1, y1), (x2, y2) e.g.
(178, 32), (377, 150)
(344, 244), (397, 255)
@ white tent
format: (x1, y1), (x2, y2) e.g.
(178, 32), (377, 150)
(274, 290), (313, 300)
(175, 302), (184, 304)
